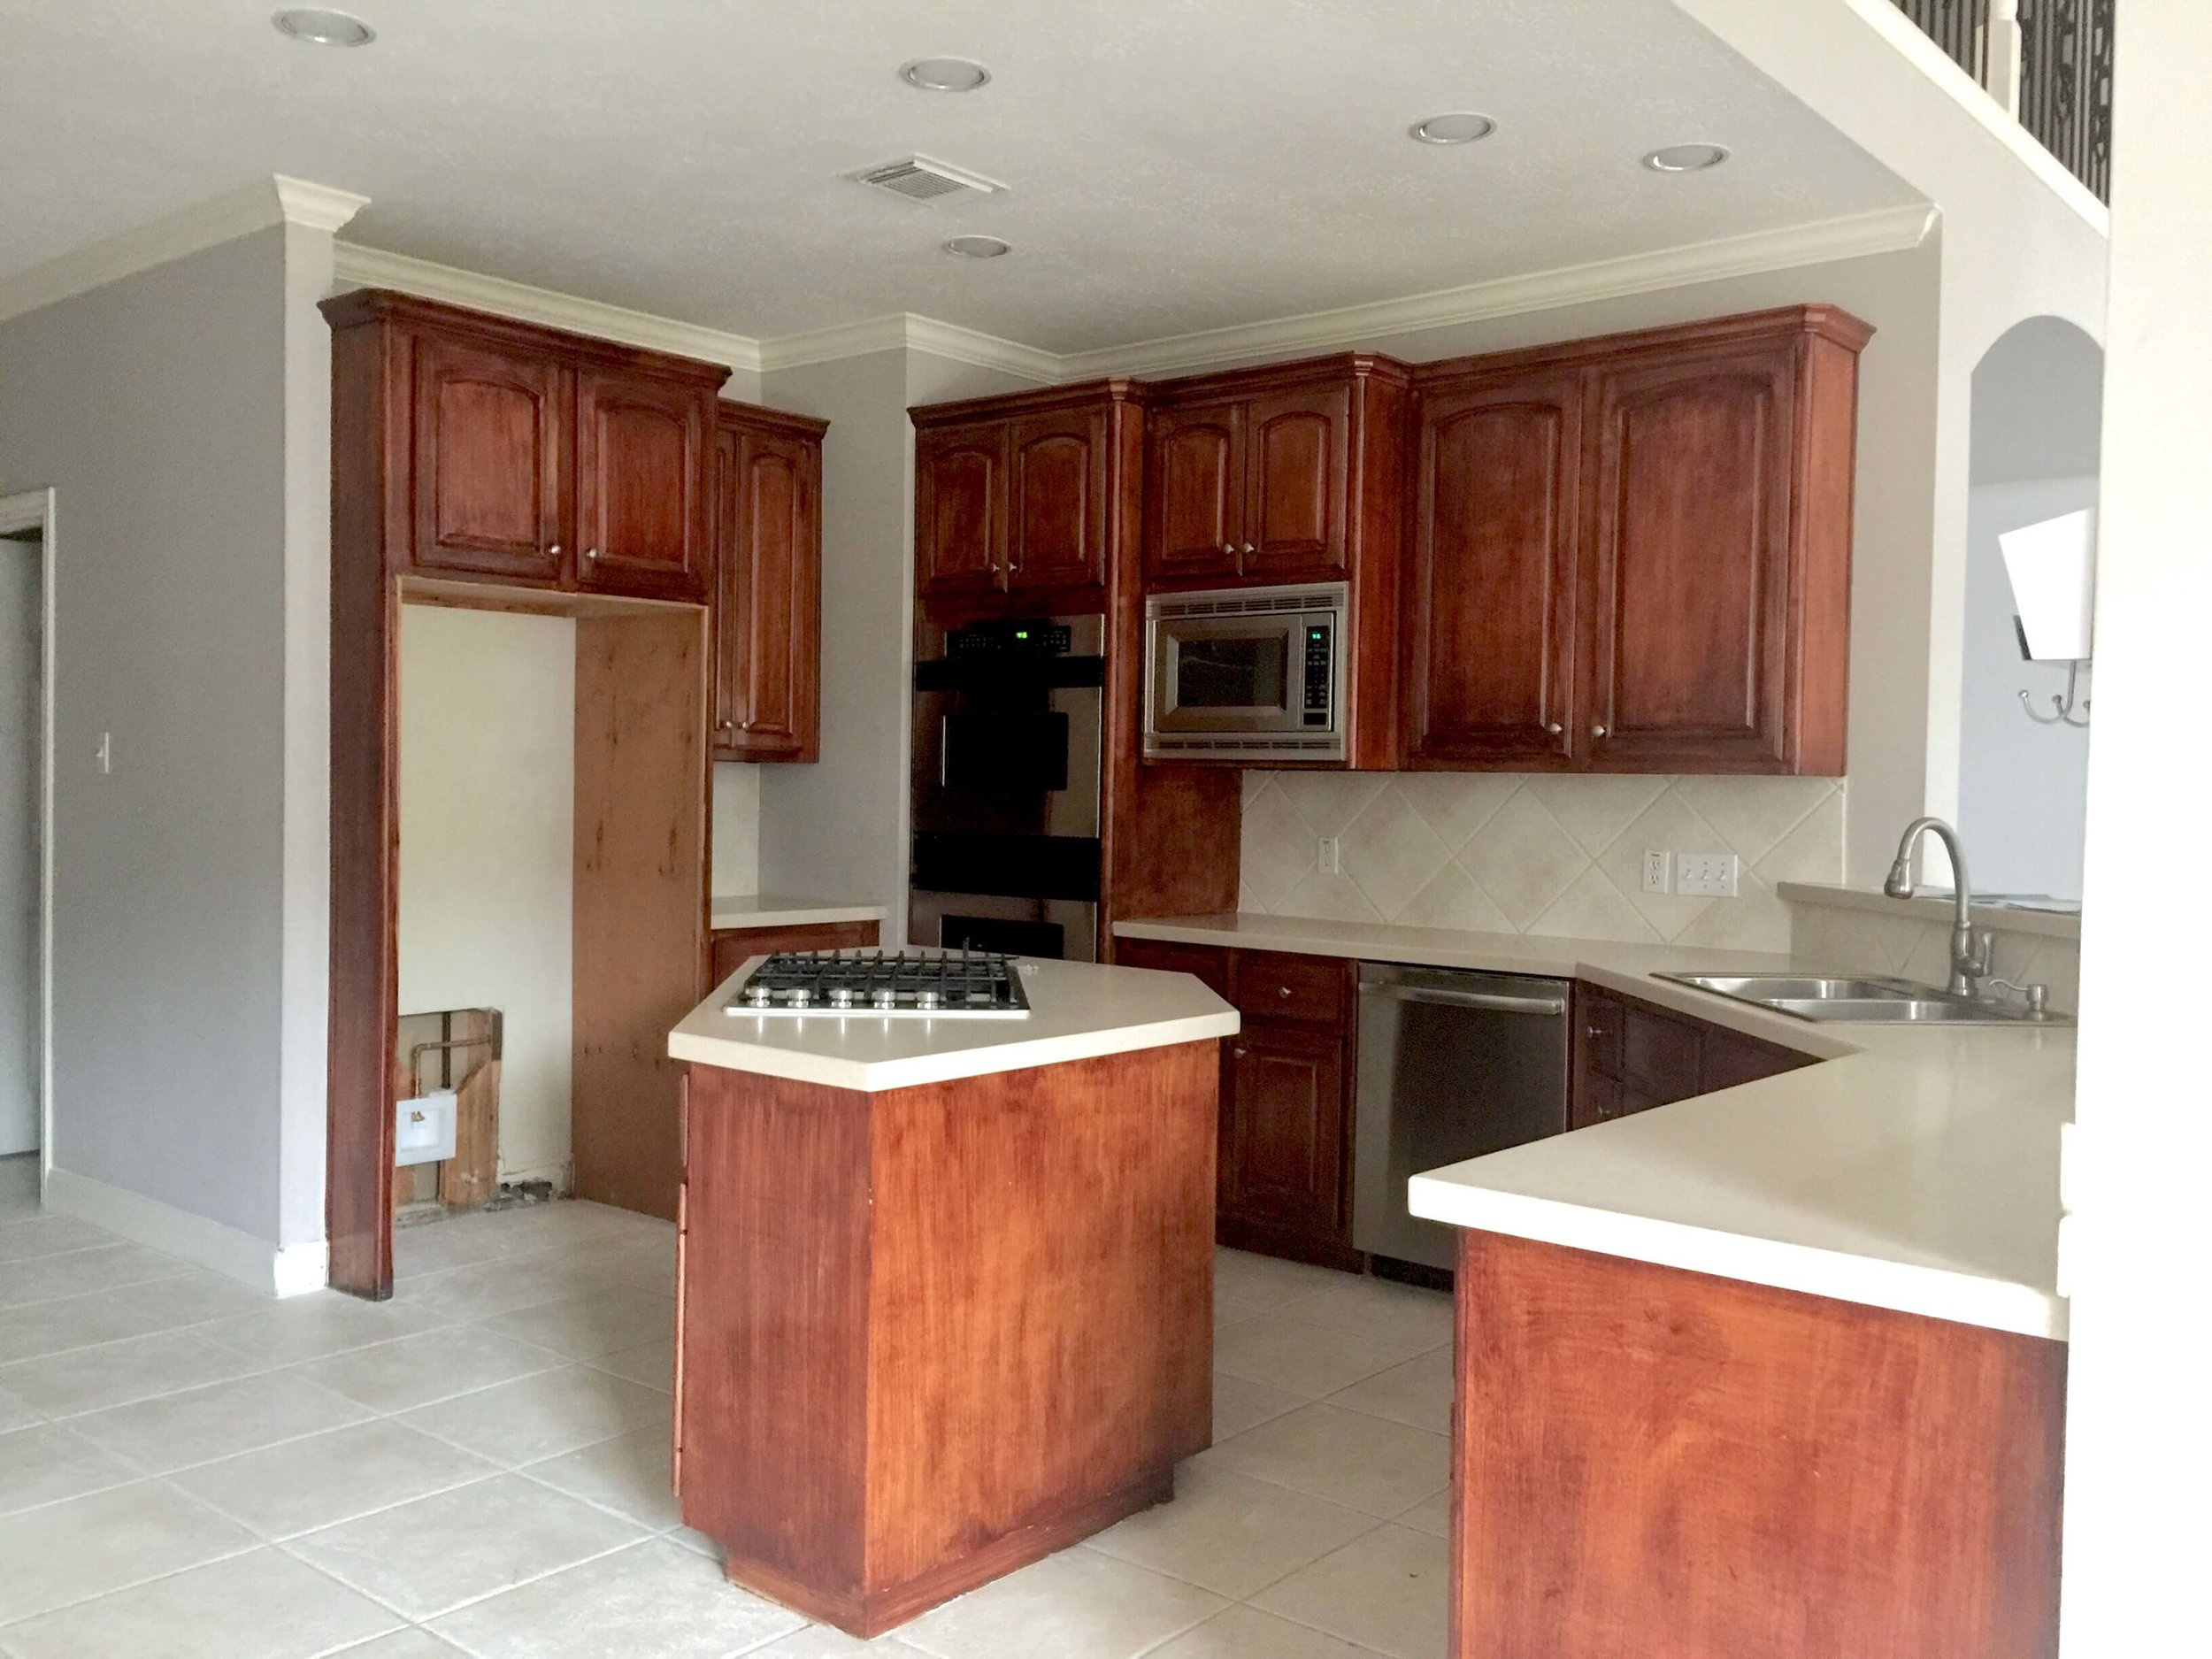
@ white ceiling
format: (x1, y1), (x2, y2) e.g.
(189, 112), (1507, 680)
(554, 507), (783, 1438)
(0, 0), (1923, 354)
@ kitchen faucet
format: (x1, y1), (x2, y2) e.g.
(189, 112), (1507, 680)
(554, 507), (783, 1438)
(1883, 817), (1991, 997)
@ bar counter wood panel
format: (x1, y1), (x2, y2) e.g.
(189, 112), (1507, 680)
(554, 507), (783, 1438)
(679, 1040), (1217, 1636)
(1451, 1231), (2064, 1659)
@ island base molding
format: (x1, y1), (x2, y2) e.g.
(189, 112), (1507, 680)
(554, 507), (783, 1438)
(1451, 1231), (2064, 1659)
(676, 1041), (1218, 1637)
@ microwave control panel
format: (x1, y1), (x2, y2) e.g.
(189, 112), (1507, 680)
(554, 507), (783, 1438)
(1302, 623), (1333, 726)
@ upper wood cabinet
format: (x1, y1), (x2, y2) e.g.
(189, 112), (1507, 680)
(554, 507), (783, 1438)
(911, 380), (1140, 610)
(1142, 358), (1395, 590)
(712, 404), (828, 763)
(321, 289), (727, 606)
(1407, 305), (1870, 776)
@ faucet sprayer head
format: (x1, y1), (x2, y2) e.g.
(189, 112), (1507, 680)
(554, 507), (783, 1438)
(1883, 856), (1913, 900)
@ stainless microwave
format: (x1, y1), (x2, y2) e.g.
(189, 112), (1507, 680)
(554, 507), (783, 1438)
(1143, 582), (1348, 762)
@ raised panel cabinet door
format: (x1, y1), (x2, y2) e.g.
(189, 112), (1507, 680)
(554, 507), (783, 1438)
(1222, 1023), (1346, 1240)
(1240, 382), (1350, 580)
(410, 331), (569, 583)
(1145, 402), (1245, 581)
(915, 424), (1010, 597)
(1006, 409), (1110, 595)
(1583, 342), (1798, 771)
(1404, 371), (1583, 767)
(575, 367), (711, 600)
(714, 424), (821, 761)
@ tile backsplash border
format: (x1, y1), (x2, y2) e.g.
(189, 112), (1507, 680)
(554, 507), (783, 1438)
(1239, 770), (1847, 956)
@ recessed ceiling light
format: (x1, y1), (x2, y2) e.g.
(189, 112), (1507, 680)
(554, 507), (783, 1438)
(901, 58), (991, 93)
(943, 235), (1011, 259)
(1643, 142), (1731, 173)
(1410, 112), (1497, 146)
(273, 8), (375, 46)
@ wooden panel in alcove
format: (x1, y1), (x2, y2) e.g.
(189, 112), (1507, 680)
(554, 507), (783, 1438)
(1241, 382), (1349, 578)
(572, 607), (708, 1220)
(411, 332), (568, 583)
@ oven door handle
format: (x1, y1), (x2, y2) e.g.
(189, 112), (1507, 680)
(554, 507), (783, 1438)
(1359, 984), (1569, 1017)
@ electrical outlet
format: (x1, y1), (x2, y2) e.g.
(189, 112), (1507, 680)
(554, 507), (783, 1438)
(1676, 852), (1739, 897)
(95, 732), (111, 775)
(1317, 836), (1341, 875)
(1641, 849), (1670, 894)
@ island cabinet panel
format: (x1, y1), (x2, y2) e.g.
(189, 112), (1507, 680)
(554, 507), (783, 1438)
(712, 405), (828, 762)
(411, 332), (571, 584)
(1405, 305), (1870, 777)
(678, 1041), (1217, 1636)
(1449, 1231), (2064, 1659)
(1403, 368), (1583, 767)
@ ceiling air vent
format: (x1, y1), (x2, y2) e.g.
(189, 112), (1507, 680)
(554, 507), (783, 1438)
(849, 155), (1005, 205)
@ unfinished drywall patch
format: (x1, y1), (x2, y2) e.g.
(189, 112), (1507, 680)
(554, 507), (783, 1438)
(397, 604), (575, 1188)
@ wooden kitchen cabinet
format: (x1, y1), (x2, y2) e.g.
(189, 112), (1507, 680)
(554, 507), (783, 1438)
(712, 403), (828, 762)
(707, 918), (879, 992)
(1572, 982), (1813, 1129)
(1145, 401), (1244, 581)
(1406, 305), (1871, 776)
(326, 288), (727, 604)
(912, 382), (1138, 609)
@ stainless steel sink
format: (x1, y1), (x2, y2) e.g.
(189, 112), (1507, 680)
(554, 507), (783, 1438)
(1655, 972), (2070, 1025)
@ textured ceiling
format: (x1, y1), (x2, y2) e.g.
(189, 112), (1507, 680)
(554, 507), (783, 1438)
(0, 0), (1921, 352)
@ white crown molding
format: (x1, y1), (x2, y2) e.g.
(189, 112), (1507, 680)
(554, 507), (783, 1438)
(0, 173), (367, 326)
(759, 311), (1058, 383)
(331, 242), (765, 375)
(1054, 203), (1941, 380)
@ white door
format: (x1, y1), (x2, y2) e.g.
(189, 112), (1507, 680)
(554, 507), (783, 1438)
(0, 531), (37, 1155)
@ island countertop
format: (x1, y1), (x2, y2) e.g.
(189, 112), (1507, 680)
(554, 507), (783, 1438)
(668, 953), (1240, 1093)
(1114, 912), (2074, 1340)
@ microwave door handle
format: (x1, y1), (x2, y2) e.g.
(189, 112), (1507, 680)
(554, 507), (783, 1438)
(1359, 984), (1570, 1017)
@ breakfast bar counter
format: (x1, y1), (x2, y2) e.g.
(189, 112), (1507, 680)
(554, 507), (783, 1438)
(664, 952), (1237, 1636)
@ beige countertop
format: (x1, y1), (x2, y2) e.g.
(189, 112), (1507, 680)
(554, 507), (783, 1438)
(1113, 912), (2074, 1340)
(708, 894), (887, 931)
(669, 952), (1239, 1093)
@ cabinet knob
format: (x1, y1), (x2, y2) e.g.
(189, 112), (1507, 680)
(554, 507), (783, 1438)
(1591, 723), (1608, 737)
(1240, 541), (1257, 557)
(1278, 985), (1292, 999)
(1233, 1046), (1248, 1058)
(1221, 543), (1236, 557)
(549, 543), (563, 558)
(584, 547), (600, 562)
(1545, 721), (1563, 735)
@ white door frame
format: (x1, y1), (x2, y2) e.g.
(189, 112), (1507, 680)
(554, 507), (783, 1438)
(0, 489), (55, 1192)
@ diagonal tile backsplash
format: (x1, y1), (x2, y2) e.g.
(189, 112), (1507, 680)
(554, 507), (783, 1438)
(1239, 771), (1846, 953)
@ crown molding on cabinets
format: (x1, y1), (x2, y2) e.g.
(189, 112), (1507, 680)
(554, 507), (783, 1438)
(0, 173), (367, 326)
(330, 242), (766, 377)
(1054, 203), (1940, 380)
(757, 311), (1060, 384)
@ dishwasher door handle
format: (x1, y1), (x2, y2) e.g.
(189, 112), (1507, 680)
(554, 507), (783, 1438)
(1360, 983), (1569, 1017)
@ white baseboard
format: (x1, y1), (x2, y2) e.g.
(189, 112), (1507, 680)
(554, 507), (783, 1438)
(42, 1166), (328, 1299)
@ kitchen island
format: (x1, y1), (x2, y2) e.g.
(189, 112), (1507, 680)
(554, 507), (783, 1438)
(664, 952), (1238, 1636)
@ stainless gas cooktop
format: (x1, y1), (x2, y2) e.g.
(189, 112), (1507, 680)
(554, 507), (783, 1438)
(726, 949), (1033, 1019)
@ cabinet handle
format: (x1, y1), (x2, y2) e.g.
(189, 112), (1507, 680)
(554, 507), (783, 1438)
(1545, 722), (1563, 735)
(1592, 723), (1608, 737)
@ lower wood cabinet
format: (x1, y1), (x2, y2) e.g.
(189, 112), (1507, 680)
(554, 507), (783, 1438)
(707, 919), (880, 992)
(1573, 983), (1813, 1129)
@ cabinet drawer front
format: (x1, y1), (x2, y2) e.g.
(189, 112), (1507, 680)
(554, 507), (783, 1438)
(1115, 938), (1232, 1001)
(1235, 951), (1348, 1026)
(1620, 1004), (1701, 1102)
(1577, 987), (1624, 1080)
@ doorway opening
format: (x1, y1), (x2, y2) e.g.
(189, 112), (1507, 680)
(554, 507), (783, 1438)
(0, 488), (56, 1192)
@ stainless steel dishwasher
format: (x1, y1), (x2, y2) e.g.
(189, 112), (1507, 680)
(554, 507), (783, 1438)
(1353, 962), (1571, 1271)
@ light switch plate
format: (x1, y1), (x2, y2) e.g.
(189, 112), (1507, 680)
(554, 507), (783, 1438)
(1676, 852), (1739, 897)
(1641, 850), (1670, 894)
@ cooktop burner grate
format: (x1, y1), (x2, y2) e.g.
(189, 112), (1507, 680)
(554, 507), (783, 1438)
(726, 949), (1033, 1019)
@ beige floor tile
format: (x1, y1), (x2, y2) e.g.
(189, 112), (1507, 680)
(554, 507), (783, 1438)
(1212, 1250), (1352, 1317)
(398, 1364), (669, 1467)
(1210, 1371), (1304, 1441)
(1249, 1525), (1451, 1659)
(95, 1268), (278, 1329)
(290, 1325), (559, 1413)
(1325, 1346), (1454, 1436)
(1084, 1463), (1378, 1597)
(0, 1379), (38, 1432)
(172, 1419), (500, 1540)
(197, 1292), (449, 1366)
(0, 1424), (139, 1515)
(521, 1425), (678, 1530)
(428, 1536), (805, 1657)
(0, 1479), (257, 1622)
(0, 1215), (115, 1263)
(67, 1369), (373, 1474)
(392, 1219), (511, 1279)
(1194, 1405), (1448, 1517)
(1212, 1317), (1430, 1401)
(0, 1330), (264, 1417)
(1394, 1487), (1451, 1540)
(0, 1243), (189, 1310)
(896, 1547), (1225, 1659)
(1280, 1279), (1454, 1352)
(481, 1288), (673, 1361)
(0, 1289), (180, 1366)
(330, 1631), (468, 1657)
(397, 1251), (623, 1323)
(588, 1234), (679, 1292)
(1146, 1605), (1389, 1659)
(584, 1336), (674, 1391)
(288, 1473), (648, 1622)
(741, 1625), (936, 1655)
(0, 1546), (402, 1658)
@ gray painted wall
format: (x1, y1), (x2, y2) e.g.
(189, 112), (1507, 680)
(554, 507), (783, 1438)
(0, 228), (294, 1241)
